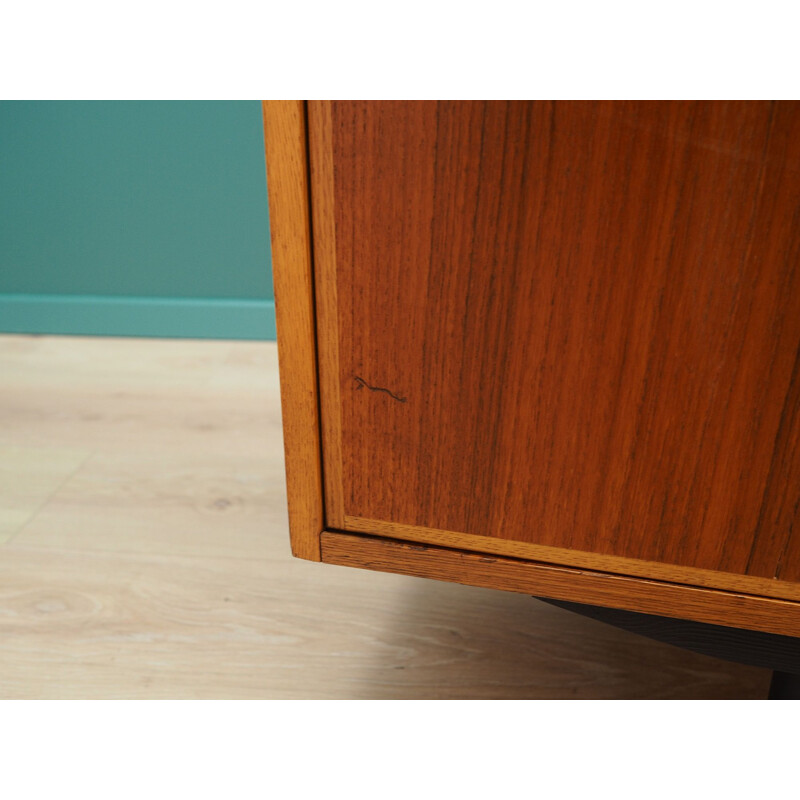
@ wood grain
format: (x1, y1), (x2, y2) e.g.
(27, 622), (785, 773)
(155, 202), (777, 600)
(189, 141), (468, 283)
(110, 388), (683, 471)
(0, 444), (89, 544)
(262, 101), (323, 560)
(321, 531), (800, 638)
(0, 334), (770, 699)
(311, 101), (800, 584)
(308, 100), (345, 528)
(344, 515), (800, 602)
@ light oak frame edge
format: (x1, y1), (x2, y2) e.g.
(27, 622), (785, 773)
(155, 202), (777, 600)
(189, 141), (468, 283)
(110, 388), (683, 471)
(263, 101), (323, 560)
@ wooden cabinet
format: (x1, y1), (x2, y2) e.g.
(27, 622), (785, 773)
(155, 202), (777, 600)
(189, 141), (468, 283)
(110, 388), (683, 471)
(263, 100), (800, 638)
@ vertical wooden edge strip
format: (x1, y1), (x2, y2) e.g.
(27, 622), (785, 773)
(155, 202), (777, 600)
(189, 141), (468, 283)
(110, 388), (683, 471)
(320, 531), (800, 638)
(308, 101), (345, 528)
(263, 101), (323, 560)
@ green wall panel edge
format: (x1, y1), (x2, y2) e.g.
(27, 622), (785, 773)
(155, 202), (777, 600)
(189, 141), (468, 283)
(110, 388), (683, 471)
(0, 294), (275, 341)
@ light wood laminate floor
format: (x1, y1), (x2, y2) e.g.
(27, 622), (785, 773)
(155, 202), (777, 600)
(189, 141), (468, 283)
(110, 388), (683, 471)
(0, 335), (772, 698)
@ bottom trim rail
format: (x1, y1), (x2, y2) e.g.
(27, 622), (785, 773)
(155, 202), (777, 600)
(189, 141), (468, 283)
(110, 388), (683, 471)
(320, 531), (800, 639)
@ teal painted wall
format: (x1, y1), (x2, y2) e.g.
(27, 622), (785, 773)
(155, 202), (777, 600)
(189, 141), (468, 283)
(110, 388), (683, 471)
(0, 101), (274, 339)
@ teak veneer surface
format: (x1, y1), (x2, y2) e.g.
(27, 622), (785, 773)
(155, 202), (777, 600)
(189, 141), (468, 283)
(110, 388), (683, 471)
(309, 101), (800, 587)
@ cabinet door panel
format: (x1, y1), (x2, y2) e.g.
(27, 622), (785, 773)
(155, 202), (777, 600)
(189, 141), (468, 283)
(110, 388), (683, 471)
(309, 100), (800, 596)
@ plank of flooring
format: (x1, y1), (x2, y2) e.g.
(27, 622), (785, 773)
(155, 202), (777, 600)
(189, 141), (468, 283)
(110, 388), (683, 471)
(15, 449), (288, 561)
(0, 543), (770, 699)
(0, 444), (90, 543)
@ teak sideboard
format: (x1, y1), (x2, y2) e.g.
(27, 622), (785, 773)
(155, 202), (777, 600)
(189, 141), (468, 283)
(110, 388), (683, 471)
(263, 100), (800, 640)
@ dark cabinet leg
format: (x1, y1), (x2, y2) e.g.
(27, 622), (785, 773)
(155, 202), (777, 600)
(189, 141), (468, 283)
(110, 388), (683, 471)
(768, 671), (800, 699)
(538, 599), (800, 698)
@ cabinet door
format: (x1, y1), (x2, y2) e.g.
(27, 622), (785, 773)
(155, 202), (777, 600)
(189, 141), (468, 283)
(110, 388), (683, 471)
(266, 101), (800, 636)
